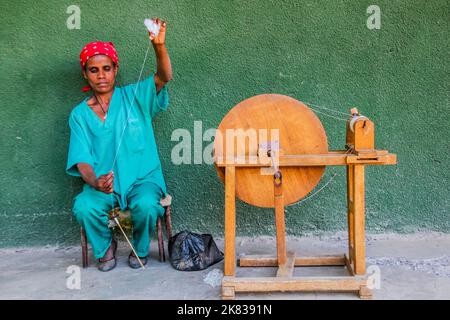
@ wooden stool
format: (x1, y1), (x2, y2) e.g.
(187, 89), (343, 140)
(80, 203), (172, 268)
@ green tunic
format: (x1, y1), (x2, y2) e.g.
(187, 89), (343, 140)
(66, 74), (169, 209)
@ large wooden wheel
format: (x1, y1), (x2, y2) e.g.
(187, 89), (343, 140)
(214, 94), (328, 208)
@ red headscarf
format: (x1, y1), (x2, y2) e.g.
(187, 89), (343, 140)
(79, 41), (119, 92)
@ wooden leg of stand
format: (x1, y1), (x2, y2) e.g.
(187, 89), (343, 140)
(274, 172), (287, 266)
(224, 166), (236, 276)
(359, 285), (373, 299)
(222, 286), (236, 300)
(347, 165), (355, 267)
(353, 165), (366, 275)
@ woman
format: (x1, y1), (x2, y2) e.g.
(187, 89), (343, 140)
(66, 18), (173, 271)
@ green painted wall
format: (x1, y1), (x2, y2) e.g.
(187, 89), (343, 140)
(0, 0), (449, 247)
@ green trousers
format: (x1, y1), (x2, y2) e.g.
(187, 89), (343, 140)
(72, 181), (165, 259)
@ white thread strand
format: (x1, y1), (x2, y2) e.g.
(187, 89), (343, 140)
(308, 106), (348, 122)
(294, 172), (340, 206)
(111, 45), (151, 170)
(304, 102), (350, 116)
(109, 45), (151, 209)
(291, 149), (352, 206)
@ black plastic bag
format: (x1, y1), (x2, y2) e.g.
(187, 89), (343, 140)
(168, 230), (224, 271)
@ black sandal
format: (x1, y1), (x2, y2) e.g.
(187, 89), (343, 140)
(98, 240), (117, 272)
(128, 252), (148, 269)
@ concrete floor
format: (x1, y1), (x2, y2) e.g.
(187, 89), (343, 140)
(1, 232), (449, 300)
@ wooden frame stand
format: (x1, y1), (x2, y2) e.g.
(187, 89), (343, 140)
(215, 106), (396, 299)
(219, 149), (396, 300)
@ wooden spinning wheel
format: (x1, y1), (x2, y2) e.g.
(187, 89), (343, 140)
(214, 94), (328, 208)
(213, 94), (397, 300)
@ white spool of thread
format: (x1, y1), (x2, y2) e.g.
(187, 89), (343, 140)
(144, 18), (161, 37)
(349, 115), (368, 132)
